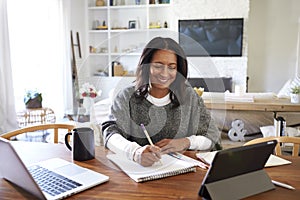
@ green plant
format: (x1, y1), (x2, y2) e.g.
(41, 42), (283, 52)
(291, 86), (300, 94)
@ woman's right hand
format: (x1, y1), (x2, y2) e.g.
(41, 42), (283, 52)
(133, 145), (161, 167)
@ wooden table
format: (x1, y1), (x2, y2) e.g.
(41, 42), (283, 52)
(204, 97), (300, 140)
(1, 142), (300, 199)
(204, 98), (300, 115)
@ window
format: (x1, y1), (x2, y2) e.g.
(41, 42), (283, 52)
(7, 0), (70, 120)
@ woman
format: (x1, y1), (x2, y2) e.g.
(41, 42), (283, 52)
(102, 37), (221, 167)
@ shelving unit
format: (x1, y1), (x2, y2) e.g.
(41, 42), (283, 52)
(83, 0), (173, 78)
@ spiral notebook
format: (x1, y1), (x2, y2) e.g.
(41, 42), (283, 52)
(107, 154), (197, 182)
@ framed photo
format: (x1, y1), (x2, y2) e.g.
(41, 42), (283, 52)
(129, 20), (137, 29)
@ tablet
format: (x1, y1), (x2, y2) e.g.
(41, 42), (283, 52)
(199, 140), (277, 200)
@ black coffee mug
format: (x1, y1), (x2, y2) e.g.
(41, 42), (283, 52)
(65, 127), (95, 161)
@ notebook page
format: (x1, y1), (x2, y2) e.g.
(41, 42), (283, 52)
(107, 154), (196, 182)
(196, 151), (291, 167)
(196, 151), (217, 165)
(265, 155), (292, 167)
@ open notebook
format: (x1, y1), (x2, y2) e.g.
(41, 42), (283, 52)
(107, 153), (196, 182)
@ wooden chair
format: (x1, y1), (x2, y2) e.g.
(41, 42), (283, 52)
(1, 123), (75, 143)
(244, 136), (300, 157)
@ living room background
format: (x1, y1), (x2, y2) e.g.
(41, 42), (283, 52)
(71, 0), (300, 94)
(2, 0), (300, 134)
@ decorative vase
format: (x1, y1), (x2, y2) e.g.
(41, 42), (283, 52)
(96, 0), (105, 6)
(290, 93), (300, 104)
(83, 97), (94, 115)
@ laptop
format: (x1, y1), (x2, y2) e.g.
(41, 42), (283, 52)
(198, 140), (277, 200)
(0, 137), (109, 200)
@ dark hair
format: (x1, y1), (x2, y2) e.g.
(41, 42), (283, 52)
(134, 37), (188, 107)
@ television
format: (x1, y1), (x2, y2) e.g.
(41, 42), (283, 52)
(178, 18), (244, 57)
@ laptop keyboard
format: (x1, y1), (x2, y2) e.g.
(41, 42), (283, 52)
(28, 165), (82, 196)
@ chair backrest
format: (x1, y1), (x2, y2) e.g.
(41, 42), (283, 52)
(1, 123), (75, 143)
(244, 136), (300, 157)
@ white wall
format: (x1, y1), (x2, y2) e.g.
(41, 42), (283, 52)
(70, 0), (86, 65)
(248, 0), (300, 92)
(173, 0), (250, 91)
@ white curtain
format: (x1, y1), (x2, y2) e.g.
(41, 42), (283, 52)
(7, 0), (73, 122)
(296, 17), (300, 79)
(0, 0), (18, 133)
(62, 0), (74, 115)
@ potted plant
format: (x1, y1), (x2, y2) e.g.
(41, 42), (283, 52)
(290, 85), (300, 103)
(24, 90), (43, 108)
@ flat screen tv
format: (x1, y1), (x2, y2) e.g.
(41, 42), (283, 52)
(178, 18), (243, 57)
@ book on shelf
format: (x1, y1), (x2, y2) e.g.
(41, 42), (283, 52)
(107, 153), (197, 182)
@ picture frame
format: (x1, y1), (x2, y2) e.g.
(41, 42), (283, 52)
(128, 20), (137, 29)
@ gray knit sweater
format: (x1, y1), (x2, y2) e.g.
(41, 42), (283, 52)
(102, 85), (221, 150)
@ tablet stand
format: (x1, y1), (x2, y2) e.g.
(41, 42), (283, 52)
(203, 170), (275, 200)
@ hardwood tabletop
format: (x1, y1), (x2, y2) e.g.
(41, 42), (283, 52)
(0, 141), (299, 199)
(204, 98), (300, 112)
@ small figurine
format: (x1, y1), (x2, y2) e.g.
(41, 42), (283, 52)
(96, 20), (108, 30)
(164, 21), (168, 28)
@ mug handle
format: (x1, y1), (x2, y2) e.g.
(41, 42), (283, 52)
(65, 132), (72, 151)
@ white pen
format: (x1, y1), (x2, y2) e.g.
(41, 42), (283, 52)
(140, 124), (154, 145)
(271, 180), (295, 190)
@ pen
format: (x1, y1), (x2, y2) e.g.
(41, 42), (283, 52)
(140, 124), (154, 145)
(168, 152), (209, 169)
(271, 180), (295, 190)
(197, 156), (211, 166)
(140, 124), (162, 165)
(168, 152), (182, 160)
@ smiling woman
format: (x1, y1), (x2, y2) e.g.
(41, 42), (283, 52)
(6, 0), (72, 120)
(102, 37), (221, 167)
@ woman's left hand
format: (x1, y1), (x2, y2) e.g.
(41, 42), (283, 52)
(155, 138), (190, 154)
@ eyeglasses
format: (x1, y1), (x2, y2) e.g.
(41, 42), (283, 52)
(150, 63), (177, 73)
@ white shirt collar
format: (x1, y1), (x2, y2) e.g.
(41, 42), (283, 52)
(146, 93), (171, 106)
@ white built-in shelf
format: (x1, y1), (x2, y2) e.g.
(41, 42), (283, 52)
(85, 0), (173, 77)
(88, 6), (108, 10)
(109, 5), (148, 9)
